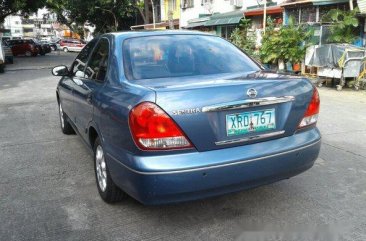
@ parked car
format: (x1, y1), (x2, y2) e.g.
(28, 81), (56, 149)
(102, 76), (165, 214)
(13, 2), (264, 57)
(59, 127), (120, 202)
(2, 40), (14, 64)
(38, 41), (52, 54)
(7, 39), (39, 57)
(58, 38), (86, 52)
(40, 40), (57, 51)
(0, 41), (5, 73)
(53, 31), (321, 205)
(27, 39), (51, 55)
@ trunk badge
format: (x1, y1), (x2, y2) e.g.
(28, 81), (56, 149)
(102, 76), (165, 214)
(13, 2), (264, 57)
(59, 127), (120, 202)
(247, 88), (257, 98)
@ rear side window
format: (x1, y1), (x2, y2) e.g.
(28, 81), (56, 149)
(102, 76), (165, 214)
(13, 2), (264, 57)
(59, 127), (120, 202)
(85, 38), (109, 82)
(123, 35), (260, 80)
(71, 38), (98, 77)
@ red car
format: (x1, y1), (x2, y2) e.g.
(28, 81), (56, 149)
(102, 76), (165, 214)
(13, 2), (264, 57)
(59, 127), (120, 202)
(58, 39), (86, 52)
(7, 39), (39, 57)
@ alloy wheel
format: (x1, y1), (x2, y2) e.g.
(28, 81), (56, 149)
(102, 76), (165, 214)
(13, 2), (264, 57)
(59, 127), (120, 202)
(95, 145), (107, 192)
(59, 103), (65, 129)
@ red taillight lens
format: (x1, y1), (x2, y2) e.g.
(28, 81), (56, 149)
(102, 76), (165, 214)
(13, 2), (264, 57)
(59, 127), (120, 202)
(298, 87), (320, 128)
(129, 102), (193, 150)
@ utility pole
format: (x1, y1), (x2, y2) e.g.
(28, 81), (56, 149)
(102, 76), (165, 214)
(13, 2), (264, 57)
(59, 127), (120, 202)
(349, 0), (354, 10)
(168, 11), (174, 29)
(151, 0), (156, 29)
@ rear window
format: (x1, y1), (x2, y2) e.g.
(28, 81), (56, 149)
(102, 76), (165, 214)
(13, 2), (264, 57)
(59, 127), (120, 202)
(123, 34), (260, 80)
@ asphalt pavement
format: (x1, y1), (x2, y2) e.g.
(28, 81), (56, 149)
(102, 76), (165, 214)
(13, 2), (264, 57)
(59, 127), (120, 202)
(1, 53), (366, 241)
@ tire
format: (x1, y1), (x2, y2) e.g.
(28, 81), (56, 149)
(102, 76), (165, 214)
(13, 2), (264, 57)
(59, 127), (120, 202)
(0, 64), (4, 73)
(25, 50), (32, 57)
(58, 101), (75, 134)
(63, 47), (69, 52)
(9, 57), (14, 64)
(51, 46), (56, 51)
(94, 137), (125, 203)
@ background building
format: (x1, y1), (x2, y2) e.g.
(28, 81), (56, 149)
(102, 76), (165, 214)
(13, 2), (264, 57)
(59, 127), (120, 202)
(3, 15), (23, 38)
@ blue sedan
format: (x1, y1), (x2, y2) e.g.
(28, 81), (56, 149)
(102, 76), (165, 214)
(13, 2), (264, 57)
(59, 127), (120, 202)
(52, 31), (321, 205)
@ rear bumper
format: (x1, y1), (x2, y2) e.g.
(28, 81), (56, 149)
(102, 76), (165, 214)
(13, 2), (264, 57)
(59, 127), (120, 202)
(107, 128), (321, 205)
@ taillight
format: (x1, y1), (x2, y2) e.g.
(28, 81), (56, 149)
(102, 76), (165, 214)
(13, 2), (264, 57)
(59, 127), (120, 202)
(129, 102), (193, 150)
(298, 87), (320, 128)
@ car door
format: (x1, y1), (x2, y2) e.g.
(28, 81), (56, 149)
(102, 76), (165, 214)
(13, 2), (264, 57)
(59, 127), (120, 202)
(9, 40), (20, 56)
(58, 39), (97, 125)
(73, 38), (110, 140)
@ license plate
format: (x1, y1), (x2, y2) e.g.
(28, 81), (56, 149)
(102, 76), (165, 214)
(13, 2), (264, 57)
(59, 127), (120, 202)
(226, 109), (276, 136)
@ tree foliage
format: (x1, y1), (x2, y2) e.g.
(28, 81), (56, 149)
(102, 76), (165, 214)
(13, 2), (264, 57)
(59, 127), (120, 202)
(321, 7), (359, 44)
(260, 17), (312, 64)
(229, 19), (257, 58)
(0, 0), (46, 23)
(45, 0), (140, 34)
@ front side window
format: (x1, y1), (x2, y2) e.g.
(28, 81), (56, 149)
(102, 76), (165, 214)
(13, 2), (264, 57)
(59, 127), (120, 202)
(71, 38), (98, 77)
(123, 35), (260, 80)
(85, 38), (109, 81)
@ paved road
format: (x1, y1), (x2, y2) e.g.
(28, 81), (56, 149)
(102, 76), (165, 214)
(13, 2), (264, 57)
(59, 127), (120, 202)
(1, 54), (366, 241)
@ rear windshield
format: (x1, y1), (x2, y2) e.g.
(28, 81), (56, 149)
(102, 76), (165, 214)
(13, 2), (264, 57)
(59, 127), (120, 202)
(123, 35), (260, 80)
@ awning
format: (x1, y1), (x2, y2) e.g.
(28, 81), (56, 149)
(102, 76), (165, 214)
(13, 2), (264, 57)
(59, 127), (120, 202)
(281, 0), (347, 6)
(184, 17), (210, 28)
(311, 0), (348, 5)
(130, 19), (179, 30)
(244, 6), (283, 16)
(204, 10), (244, 26)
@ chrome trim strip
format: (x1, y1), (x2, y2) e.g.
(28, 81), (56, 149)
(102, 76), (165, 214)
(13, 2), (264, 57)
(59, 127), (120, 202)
(202, 96), (295, 112)
(106, 139), (321, 175)
(215, 130), (285, 146)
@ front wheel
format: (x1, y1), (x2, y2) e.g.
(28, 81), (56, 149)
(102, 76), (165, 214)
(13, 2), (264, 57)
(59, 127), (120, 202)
(94, 137), (126, 203)
(63, 47), (69, 52)
(58, 101), (74, 134)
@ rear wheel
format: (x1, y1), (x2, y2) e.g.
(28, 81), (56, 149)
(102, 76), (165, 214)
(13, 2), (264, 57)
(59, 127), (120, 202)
(58, 101), (74, 134)
(63, 47), (69, 52)
(94, 137), (126, 203)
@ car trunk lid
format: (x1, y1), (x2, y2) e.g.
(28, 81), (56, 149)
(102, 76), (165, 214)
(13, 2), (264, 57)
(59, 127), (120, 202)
(136, 72), (315, 152)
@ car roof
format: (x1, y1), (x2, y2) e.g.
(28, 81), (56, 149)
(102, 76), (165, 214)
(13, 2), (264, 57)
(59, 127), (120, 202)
(105, 30), (214, 39)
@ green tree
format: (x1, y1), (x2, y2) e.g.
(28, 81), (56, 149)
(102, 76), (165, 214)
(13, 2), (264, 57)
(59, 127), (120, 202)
(45, 0), (140, 34)
(0, 0), (46, 23)
(229, 19), (257, 58)
(321, 7), (359, 44)
(260, 17), (312, 64)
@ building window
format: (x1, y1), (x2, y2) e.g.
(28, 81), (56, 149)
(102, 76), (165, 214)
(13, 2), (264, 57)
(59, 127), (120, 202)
(221, 25), (236, 39)
(286, 7), (300, 23)
(14, 30), (20, 33)
(181, 0), (194, 8)
(168, 0), (176, 12)
(300, 6), (316, 23)
(319, 3), (349, 21)
(15, 21), (20, 25)
(201, 0), (213, 5)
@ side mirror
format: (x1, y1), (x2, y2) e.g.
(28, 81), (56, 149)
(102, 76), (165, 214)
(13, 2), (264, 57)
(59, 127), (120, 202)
(52, 65), (69, 76)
